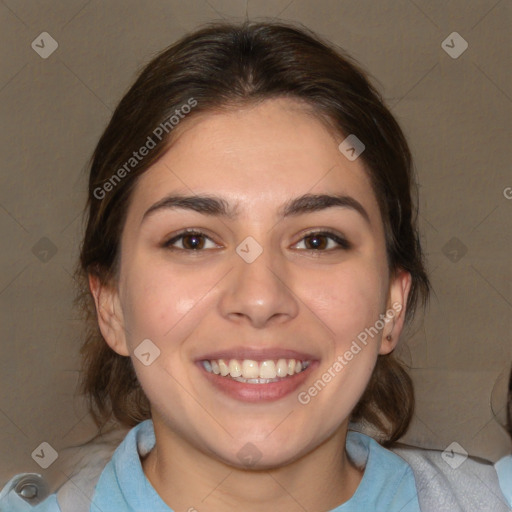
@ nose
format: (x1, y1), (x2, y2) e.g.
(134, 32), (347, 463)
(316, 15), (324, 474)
(217, 244), (299, 328)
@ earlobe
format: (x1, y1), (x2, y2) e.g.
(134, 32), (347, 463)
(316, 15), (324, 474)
(379, 269), (412, 355)
(88, 274), (130, 357)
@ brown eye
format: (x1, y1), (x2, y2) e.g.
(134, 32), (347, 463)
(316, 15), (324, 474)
(304, 234), (329, 250)
(164, 231), (219, 251)
(294, 231), (351, 251)
(181, 233), (206, 250)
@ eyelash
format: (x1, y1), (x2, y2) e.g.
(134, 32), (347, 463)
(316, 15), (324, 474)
(162, 229), (351, 252)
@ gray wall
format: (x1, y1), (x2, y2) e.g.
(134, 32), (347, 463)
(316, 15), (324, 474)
(1, 0), (510, 485)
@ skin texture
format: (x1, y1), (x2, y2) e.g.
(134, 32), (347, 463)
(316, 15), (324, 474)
(90, 97), (411, 511)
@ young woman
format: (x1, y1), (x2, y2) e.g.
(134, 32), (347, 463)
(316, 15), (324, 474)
(2, 20), (509, 512)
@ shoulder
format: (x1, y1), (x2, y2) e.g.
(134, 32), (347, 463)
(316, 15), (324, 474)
(0, 425), (129, 512)
(391, 444), (512, 512)
(56, 424), (131, 511)
(347, 430), (413, 476)
(495, 454), (512, 508)
(89, 420), (171, 511)
(345, 431), (421, 511)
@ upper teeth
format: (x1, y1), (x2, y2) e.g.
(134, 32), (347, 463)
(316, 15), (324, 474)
(202, 358), (310, 379)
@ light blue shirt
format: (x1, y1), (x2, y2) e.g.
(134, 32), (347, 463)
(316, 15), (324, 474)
(2, 420), (421, 511)
(495, 454), (512, 507)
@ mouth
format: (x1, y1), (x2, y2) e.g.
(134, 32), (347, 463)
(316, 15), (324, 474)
(201, 358), (311, 382)
(196, 350), (318, 402)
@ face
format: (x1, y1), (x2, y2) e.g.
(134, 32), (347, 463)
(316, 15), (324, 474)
(92, 98), (410, 469)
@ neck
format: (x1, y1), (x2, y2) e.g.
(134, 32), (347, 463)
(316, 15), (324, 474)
(142, 417), (363, 512)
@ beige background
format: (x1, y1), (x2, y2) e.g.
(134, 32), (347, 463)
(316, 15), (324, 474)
(0, 0), (511, 490)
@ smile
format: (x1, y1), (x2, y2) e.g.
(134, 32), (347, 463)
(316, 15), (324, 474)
(201, 358), (311, 383)
(198, 355), (317, 402)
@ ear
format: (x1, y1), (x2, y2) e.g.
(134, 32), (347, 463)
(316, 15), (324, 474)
(379, 269), (412, 355)
(88, 273), (130, 357)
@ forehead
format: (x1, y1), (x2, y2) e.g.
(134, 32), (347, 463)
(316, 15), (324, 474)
(128, 98), (381, 223)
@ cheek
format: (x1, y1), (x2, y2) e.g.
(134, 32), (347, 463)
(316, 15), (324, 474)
(118, 261), (215, 401)
(119, 256), (221, 347)
(293, 262), (388, 427)
(294, 259), (388, 348)
(121, 274), (171, 343)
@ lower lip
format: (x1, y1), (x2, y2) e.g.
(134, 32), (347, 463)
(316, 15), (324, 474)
(197, 362), (318, 402)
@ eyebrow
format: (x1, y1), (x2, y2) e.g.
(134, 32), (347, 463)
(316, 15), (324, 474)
(141, 193), (370, 225)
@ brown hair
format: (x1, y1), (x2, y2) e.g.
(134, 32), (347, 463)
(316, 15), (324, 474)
(76, 20), (430, 444)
